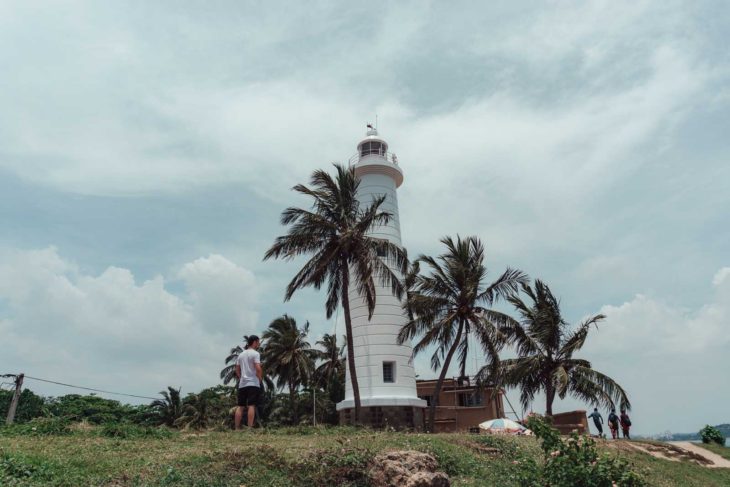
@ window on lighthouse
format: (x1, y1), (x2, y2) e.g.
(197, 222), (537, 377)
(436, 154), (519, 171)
(360, 141), (385, 157)
(383, 361), (395, 383)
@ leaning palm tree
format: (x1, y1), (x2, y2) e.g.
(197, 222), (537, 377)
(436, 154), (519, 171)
(264, 164), (407, 422)
(150, 386), (182, 427)
(479, 279), (630, 415)
(262, 314), (317, 424)
(398, 235), (527, 432)
(314, 333), (344, 389)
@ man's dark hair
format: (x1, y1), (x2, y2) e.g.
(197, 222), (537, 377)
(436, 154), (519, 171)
(594, 408), (598, 411)
(246, 335), (260, 347)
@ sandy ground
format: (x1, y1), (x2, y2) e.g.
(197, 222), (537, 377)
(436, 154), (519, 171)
(615, 440), (730, 468)
(668, 442), (730, 469)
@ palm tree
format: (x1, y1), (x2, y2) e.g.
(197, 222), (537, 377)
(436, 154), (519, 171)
(262, 314), (317, 424)
(220, 343), (244, 385)
(403, 258), (420, 322)
(150, 386), (182, 427)
(264, 164), (407, 422)
(175, 392), (213, 430)
(314, 333), (344, 389)
(398, 235), (527, 432)
(479, 280), (631, 415)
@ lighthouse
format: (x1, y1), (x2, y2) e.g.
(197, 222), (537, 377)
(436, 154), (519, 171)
(337, 126), (427, 429)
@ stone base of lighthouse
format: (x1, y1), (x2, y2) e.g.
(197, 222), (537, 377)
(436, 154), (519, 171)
(338, 405), (425, 431)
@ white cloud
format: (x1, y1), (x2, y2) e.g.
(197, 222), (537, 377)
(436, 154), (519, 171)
(0, 247), (258, 399)
(572, 267), (730, 433)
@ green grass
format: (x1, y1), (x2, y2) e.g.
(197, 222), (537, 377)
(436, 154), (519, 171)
(1, 426), (729, 486)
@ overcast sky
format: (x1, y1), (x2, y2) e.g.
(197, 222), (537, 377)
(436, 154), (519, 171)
(1, 1), (728, 436)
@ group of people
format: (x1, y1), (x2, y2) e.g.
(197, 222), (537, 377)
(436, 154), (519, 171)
(588, 407), (632, 439)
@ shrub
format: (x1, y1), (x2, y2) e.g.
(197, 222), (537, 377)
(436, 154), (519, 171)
(0, 417), (72, 437)
(700, 425), (726, 446)
(518, 414), (646, 487)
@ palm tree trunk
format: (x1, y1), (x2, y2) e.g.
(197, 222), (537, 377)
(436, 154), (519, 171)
(341, 265), (362, 423)
(546, 382), (555, 416)
(428, 321), (465, 432)
(289, 381), (297, 425)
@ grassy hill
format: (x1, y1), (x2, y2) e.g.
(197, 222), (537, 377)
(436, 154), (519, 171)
(1, 424), (729, 486)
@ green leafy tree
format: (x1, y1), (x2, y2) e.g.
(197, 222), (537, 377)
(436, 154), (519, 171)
(398, 235), (527, 432)
(262, 315), (317, 424)
(150, 387), (182, 427)
(700, 425), (726, 446)
(481, 280), (630, 415)
(264, 164), (407, 422)
(0, 389), (45, 423)
(45, 394), (136, 424)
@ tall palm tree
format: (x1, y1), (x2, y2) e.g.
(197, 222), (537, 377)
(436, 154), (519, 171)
(314, 333), (343, 387)
(262, 314), (317, 424)
(403, 258), (420, 322)
(479, 280), (631, 415)
(264, 164), (407, 422)
(398, 235), (527, 432)
(151, 386), (182, 427)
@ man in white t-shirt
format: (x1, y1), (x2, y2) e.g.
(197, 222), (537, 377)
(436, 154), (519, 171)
(234, 335), (263, 429)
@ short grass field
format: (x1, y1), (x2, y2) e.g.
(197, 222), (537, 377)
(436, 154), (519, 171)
(1, 424), (729, 486)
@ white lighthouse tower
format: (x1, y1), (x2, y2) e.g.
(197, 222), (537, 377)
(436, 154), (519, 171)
(337, 126), (426, 429)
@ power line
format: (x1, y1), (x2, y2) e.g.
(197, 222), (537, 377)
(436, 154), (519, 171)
(22, 375), (159, 401)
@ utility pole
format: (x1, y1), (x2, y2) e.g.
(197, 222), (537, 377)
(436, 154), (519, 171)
(4, 373), (24, 425)
(313, 387), (317, 427)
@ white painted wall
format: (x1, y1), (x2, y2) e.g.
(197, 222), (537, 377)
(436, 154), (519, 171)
(337, 148), (426, 410)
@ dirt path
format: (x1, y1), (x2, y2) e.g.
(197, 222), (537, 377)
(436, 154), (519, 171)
(669, 442), (730, 469)
(616, 441), (730, 468)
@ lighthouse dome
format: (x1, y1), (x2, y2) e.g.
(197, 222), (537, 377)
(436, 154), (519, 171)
(357, 128), (389, 158)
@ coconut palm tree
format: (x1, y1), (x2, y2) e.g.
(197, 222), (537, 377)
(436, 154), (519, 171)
(314, 333), (344, 389)
(220, 344), (244, 385)
(479, 279), (631, 415)
(264, 164), (407, 422)
(151, 386), (182, 427)
(398, 235), (527, 432)
(403, 258), (420, 322)
(262, 314), (317, 424)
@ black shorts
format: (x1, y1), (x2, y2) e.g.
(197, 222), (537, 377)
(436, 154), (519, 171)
(237, 386), (261, 407)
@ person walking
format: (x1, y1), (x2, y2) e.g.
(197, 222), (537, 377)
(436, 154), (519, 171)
(588, 408), (604, 437)
(235, 335), (263, 430)
(608, 408), (620, 439)
(620, 409), (632, 439)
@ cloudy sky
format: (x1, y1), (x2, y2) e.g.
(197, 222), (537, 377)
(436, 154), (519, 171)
(1, 1), (728, 435)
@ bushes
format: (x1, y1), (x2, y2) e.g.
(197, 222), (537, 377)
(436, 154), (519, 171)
(517, 414), (646, 487)
(0, 417), (72, 437)
(700, 425), (726, 446)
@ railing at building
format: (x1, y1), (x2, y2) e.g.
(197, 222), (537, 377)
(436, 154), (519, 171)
(349, 150), (399, 166)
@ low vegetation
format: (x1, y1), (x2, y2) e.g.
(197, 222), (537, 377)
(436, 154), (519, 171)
(2, 424), (730, 486)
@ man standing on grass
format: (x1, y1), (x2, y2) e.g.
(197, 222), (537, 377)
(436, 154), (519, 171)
(235, 335), (263, 429)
